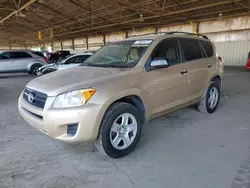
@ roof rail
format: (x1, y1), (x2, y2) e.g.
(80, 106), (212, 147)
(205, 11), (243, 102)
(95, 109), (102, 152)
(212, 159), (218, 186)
(127, 31), (208, 39)
(128, 32), (165, 38)
(165, 31), (208, 39)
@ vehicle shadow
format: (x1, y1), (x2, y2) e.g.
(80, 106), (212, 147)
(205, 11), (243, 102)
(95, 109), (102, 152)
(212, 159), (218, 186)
(0, 73), (35, 79)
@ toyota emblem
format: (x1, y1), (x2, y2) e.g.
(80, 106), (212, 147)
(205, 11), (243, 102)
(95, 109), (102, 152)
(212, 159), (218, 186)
(28, 93), (34, 103)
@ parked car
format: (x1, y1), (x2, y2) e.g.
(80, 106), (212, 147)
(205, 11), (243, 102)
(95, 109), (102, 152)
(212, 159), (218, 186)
(48, 50), (70, 63)
(37, 52), (93, 75)
(246, 52), (250, 70)
(38, 54), (74, 75)
(0, 50), (47, 75)
(19, 32), (224, 158)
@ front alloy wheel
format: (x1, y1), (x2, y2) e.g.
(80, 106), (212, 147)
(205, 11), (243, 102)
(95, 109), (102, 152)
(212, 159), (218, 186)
(95, 102), (142, 158)
(110, 113), (138, 150)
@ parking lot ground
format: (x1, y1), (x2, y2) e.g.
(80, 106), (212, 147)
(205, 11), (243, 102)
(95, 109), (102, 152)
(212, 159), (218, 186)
(0, 69), (250, 188)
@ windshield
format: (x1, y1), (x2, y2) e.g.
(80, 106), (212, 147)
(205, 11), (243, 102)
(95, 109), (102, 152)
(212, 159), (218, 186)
(82, 40), (152, 68)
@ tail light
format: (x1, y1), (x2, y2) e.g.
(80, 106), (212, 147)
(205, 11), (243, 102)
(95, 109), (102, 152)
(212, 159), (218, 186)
(43, 57), (47, 63)
(246, 58), (250, 70)
(217, 56), (223, 63)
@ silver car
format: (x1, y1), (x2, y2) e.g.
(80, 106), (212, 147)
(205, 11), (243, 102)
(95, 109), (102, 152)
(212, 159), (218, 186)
(0, 50), (47, 75)
(38, 52), (93, 75)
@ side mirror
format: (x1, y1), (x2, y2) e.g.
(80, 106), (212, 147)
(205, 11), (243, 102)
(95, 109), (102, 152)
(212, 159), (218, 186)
(150, 58), (169, 68)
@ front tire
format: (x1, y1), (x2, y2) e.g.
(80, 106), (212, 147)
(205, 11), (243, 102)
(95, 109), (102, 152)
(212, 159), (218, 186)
(95, 102), (142, 158)
(198, 82), (220, 114)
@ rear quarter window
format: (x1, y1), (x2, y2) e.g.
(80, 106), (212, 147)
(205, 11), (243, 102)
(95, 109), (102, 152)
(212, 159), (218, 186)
(201, 41), (214, 57)
(32, 51), (44, 57)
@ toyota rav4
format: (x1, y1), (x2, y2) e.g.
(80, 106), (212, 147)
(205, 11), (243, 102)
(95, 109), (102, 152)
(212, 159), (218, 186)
(18, 32), (224, 158)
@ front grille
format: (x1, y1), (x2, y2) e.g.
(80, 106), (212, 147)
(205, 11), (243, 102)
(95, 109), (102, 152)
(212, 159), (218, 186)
(23, 88), (47, 109)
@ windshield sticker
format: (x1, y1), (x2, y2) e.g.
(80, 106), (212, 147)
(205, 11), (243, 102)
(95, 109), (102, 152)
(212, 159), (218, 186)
(132, 44), (150, 47)
(134, 40), (152, 45)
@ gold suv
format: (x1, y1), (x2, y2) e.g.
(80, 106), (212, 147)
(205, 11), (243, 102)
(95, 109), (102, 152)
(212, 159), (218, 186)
(19, 32), (224, 158)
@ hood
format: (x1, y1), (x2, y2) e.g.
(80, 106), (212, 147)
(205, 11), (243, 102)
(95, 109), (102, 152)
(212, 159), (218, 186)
(39, 63), (55, 70)
(57, 64), (79, 70)
(27, 66), (131, 96)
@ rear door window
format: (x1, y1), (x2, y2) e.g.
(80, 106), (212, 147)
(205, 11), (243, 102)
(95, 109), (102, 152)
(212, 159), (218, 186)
(200, 40), (214, 57)
(180, 38), (203, 61)
(10, 52), (32, 59)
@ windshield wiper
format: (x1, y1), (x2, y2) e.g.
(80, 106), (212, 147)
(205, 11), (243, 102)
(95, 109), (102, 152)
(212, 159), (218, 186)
(81, 63), (99, 67)
(102, 64), (133, 68)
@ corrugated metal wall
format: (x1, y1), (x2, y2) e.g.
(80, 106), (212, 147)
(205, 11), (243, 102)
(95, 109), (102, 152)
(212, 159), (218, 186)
(214, 41), (250, 66)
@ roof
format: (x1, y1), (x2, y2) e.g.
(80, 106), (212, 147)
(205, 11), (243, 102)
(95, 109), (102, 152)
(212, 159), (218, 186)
(0, 0), (249, 45)
(0, 49), (32, 53)
(119, 32), (211, 43)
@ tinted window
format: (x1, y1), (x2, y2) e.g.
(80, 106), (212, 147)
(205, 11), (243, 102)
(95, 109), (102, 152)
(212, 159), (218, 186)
(78, 55), (90, 62)
(64, 56), (77, 64)
(152, 38), (180, 66)
(201, 41), (213, 57)
(0, 52), (10, 59)
(32, 51), (44, 57)
(180, 39), (202, 61)
(65, 55), (91, 64)
(10, 52), (32, 59)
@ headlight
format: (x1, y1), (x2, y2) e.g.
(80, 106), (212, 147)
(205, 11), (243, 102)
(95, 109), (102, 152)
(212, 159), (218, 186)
(53, 88), (96, 108)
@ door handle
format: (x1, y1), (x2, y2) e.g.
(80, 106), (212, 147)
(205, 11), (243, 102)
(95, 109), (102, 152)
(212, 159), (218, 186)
(207, 64), (212, 68)
(180, 70), (188, 74)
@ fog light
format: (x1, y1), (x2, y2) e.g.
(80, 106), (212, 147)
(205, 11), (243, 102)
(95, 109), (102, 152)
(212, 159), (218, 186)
(67, 124), (78, 136)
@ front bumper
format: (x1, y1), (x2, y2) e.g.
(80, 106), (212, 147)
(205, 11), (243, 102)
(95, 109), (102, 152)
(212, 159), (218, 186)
(18, 93), (105, 143)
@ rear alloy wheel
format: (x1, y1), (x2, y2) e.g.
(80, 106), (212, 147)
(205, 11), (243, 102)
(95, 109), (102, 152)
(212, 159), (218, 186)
(198, 82), (220, 114)
(95, 102), (142, 158)
(30, 65), (42, 76)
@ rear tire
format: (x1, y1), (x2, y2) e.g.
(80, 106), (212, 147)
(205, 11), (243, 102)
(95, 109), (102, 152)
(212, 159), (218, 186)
(198, 82), (220, 114)
(95, 102), (142, 158)
(30, 64), (42, 76)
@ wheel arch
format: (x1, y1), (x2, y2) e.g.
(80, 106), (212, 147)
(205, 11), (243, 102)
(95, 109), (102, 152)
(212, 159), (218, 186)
(110, 95), (147, 123)
(27, 61), (44, 72)
(211, 75), (221, 87)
